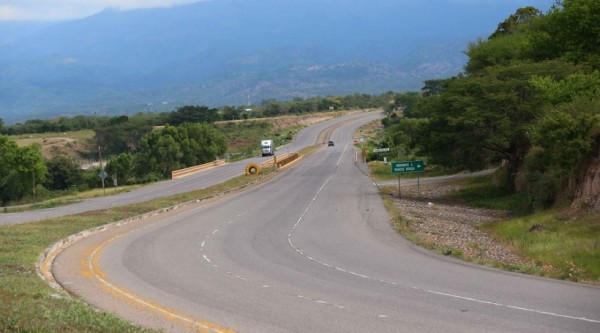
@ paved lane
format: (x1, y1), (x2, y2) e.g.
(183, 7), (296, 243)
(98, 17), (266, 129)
(53, 113), (600, 332)
(1, 111), (380, 226)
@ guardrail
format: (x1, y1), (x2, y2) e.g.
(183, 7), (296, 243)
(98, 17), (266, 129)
(260, 153), (300, 170)
(171, 159), (227, 179)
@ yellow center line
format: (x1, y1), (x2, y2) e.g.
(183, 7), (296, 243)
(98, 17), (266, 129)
(88, 231), (237, 333)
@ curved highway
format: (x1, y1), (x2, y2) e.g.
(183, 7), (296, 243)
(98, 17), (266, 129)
(1, 111), (379, 226)
(51, 113), (600, 332)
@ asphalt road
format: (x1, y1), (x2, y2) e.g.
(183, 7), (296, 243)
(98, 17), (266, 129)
(0, 111), (380, 226)
(51, 112), (600, 332)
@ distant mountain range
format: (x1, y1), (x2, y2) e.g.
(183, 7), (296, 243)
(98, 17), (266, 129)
(0, 0), (554, 124)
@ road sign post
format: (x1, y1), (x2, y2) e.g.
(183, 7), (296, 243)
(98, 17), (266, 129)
(99, 170), (108, 195)
(391, 160), (425, 198)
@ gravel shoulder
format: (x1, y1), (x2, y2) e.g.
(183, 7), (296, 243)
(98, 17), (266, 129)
(387, 181), (530, 267)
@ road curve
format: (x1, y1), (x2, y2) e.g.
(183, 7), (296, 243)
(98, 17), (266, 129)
(52, 113), (600, 332)
(1, 111), (381, 226)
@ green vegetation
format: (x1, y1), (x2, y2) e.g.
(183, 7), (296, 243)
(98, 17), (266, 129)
(1, 92), (386, 207)
(1, 6), (599, 332)
(448, 174), (529, 212)
(481, 212), (600, 283)
(382, 173), (600, 283)
(0, 136), (47, 207)
(378, 0), (600, 211)
(0, 170), (272, 332)
(1, 109), (344, 207)
(448, 174), (600, 283)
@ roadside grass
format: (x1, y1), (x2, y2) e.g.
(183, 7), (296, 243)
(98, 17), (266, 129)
(446, 174), (529, 213)
(0, 170), (272, 332)
(10, 129), (95, 142)
(3, 184), (144, 213)
(381, 172), (600, 284)
(480, 212), (600, 283)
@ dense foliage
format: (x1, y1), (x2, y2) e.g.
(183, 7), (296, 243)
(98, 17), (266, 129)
(0, 90), (389, 205)
(380, 0), (600, 210)
(0, 135), (47, 205)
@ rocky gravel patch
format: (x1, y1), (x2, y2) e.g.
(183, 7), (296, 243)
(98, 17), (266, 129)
(390, 183), (529, 266)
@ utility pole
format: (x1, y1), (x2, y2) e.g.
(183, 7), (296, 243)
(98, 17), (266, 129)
(32, 169), (36, 203)
(99, 146), (106, 195)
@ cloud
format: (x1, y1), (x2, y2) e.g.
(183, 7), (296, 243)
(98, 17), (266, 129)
(0, 0), (205, 21)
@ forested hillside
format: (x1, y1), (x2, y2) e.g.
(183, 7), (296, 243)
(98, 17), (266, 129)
(380, 0), (599, 211)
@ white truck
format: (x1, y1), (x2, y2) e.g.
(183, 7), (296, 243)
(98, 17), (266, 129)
(261, 139), (275, 156)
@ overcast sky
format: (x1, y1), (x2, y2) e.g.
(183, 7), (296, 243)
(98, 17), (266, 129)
(1, 0), (556, 22)
(0, 0), (205, 21)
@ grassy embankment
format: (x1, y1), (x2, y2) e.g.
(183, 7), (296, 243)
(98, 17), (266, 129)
(0, 169), (277, 332)
(383, 173), (600, 284)
(354, 119), (600, 283)
(0, 112), (339, 331)
(0, 142), (321, 332)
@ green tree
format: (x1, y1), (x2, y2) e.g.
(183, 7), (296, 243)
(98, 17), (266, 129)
(106, 153), (134, 185)
(0, 136), (47, 204)
(262, 99), (283, 117)
(521, 71), (600, 207)
(221, 106), (241, 120)
(94, 120), (153, 155)
(16, 144), (47, 201)
(134, 123), (228, 179)
(393, 92), (421, 118)
(421, 79), (445, 97)
(166, 105), (220, 125)
(178, 123), (228, 166)
(45, 156), (83, 191)
(0, 135), (19, 204)
(489, 6), (542, 39)
(530, 0), (600, 65)
(422, 60), (576, 180)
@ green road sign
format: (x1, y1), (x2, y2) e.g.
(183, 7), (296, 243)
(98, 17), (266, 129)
(373, 147), (390, 153)
(391, 160), (425, 174)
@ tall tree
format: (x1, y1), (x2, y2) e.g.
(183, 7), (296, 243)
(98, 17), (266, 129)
(489, 6), (542, 39)
(0, 136), (47, 204)
(45, 156), (82, 190)
(0, 135), (19, 205)
(134, 123), (228, 179)
(94, 120), (153, 155)
(167, 105), (220, 125)
(16, 144), (47, 201)
(530, 0), (600, 65)
(422, 60), (578, 182)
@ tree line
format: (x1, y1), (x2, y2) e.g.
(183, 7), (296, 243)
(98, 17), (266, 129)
(0, 123), (229, 206)
(0, 93), (388, 206)
(5, 1), (596, 209)
(0, 94), (386, 136)
(378, 0), (599, 211)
